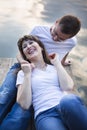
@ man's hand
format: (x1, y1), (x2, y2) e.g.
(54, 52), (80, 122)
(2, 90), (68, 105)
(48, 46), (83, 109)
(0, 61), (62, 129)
(61, 59), (71, 66)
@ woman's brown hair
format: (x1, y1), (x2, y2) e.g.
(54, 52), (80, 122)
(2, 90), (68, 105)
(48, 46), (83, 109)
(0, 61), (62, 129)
(17, 35), (52, 65)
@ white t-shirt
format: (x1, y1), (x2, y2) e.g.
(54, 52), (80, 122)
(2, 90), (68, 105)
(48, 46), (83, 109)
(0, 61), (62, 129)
(16, 64), (67, 118)
(30, 26), (77, 61)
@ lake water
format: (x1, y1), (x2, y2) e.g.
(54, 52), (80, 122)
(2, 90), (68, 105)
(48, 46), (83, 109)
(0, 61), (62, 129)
(0, 0), (87, 98)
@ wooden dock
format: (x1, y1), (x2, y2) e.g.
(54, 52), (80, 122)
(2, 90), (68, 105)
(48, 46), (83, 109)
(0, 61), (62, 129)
(0, 58), (17, 84)
(0, 58), (87, 130)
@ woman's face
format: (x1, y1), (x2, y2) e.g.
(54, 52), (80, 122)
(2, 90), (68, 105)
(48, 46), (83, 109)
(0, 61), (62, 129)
(22, 40), (43, 61)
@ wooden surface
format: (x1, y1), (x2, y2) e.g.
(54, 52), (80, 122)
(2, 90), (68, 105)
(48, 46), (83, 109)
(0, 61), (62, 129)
(0, 58), (17, 84)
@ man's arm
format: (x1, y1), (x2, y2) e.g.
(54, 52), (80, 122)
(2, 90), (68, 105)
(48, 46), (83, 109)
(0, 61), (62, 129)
(61, 53), (71, 66)
(61, 37), (77, 66)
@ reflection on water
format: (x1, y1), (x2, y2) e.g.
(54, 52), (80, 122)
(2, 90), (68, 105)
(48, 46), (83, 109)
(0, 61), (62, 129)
(0, 0), (46, 58)
(0, 0), (87, 100)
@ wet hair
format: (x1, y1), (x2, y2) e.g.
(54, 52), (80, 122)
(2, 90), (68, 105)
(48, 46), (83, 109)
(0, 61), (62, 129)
(17, 35), (52, 65)
(58, 15), (81, 36)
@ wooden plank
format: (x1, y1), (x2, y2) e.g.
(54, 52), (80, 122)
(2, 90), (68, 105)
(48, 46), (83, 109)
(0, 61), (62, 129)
(0, 58), (17, 84)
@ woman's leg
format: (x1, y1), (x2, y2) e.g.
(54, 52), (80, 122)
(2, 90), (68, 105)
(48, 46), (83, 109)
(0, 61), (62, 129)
(0, 103), (32, 130)
(35, 107), (67, 130)
(59, 94), (87, 130)
(0, 63), (20, 123)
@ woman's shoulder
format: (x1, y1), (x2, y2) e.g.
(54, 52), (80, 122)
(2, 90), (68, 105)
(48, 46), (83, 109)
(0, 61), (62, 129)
(17, 70), (24, 76)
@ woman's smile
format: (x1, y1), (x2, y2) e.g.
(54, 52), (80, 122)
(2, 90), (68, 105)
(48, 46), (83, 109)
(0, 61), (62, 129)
(27, 46), (37, 55)
(22, 40), (43, 61)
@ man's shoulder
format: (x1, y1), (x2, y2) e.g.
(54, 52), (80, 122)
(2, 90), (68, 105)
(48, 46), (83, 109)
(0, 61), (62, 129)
(71, 36), (77, 42)
(66, 36), (77, 45)
(30, 25), (50, 36)
(33, 25), (49, 31)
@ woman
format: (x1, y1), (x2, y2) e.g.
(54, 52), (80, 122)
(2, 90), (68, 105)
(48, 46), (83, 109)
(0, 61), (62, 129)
(16, 35), (87, 130)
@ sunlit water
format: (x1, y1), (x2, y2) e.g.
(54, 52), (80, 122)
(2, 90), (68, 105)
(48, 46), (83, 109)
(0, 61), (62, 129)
(0, 0), (87, 100)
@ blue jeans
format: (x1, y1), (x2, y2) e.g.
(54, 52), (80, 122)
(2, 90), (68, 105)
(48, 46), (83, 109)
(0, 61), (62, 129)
(0, 63), (32, 130)
(0, 103), (31, 130)
(35, 94), (87, 130)
(0, 63), (20, 123)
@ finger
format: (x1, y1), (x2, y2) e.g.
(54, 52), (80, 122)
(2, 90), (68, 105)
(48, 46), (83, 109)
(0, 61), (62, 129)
(30, 63), (35, 69)
(49, 53), (56, 59)
(21, 61), (29, 64)
(63, 61), (72, 66)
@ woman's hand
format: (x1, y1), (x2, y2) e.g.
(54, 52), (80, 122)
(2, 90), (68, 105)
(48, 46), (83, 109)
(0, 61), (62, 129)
(21, 62), (35, 74)
(16, 51), (26, 64)
(17, 51), (35, 74)
(49, 53), (74, 91)
(49, 53), (60, 66)
(21, 63), (31, 74)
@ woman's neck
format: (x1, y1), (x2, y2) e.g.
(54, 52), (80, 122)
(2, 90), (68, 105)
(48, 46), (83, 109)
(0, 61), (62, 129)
(32, 59), (47, 70)
(36, 63), (47, 70)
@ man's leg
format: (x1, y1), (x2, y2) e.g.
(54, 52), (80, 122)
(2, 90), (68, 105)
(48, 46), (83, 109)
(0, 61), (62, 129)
(0, 103), (31, 130)
(59, 94), (87, 130)
(0, 63), (20, 123)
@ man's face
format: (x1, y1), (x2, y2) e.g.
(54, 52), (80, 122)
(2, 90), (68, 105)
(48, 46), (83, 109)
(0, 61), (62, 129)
(50, 21), (71, 42)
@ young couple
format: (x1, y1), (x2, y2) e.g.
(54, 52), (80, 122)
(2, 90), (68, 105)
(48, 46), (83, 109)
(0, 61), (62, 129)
(1, 15), (87, 130)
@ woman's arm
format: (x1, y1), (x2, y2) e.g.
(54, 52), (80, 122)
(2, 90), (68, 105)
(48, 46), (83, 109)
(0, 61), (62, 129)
(17, 63), (32, 110)
(49, 53), (74, 91)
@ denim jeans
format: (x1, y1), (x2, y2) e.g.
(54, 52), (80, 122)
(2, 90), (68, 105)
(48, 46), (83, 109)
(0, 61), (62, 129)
(0, 103), (31, 130)
(0, 63), (32, 130)
(0, 63), (20, 123)
(35, 94), (87, 130)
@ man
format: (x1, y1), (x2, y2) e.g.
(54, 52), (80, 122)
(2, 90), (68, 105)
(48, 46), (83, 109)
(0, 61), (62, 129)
(0, 15), (81, 130)
(30, 15), (81, 65)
